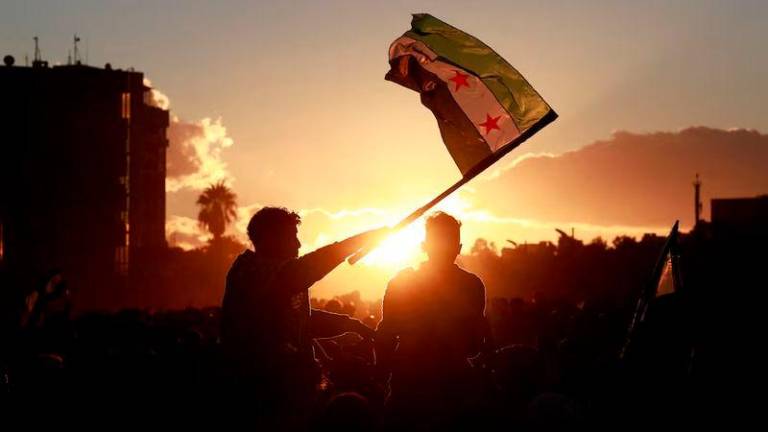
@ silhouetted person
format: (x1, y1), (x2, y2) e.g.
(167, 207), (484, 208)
(220, 206), (386, 422)
(375, 212), (492, 428)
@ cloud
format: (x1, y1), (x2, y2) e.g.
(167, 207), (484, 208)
(231, 202), (263, 243)
(299, 207), (388, 220)
(165, 202), (262, 250)
(166, 215), (211, 250)
(147, 78), (238, 247)
(143, 78), (170, 110)
(474, 127), (768, 229)
(483, 152), (557, 180)
(145, 78), (235, 193)
(166, 117), (235, 192)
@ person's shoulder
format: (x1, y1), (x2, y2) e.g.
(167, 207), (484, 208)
(452, 266), (485, 309)
(386, 267), (417, 292)
(454, 265), (485, 289)
(456, 266), (485, 299)
(232, 249), (256, 266)
(390, 267), (416, 284)
(226, 250), (257, 278)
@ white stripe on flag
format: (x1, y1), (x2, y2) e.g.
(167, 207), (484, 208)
(389, 36), (521, 152)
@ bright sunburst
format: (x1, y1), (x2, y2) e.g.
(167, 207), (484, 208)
(361, 194), (474, 269)
(362, 223), (425, 269)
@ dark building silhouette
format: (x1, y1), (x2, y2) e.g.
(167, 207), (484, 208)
(710, 195), (768, 240)
(0, 58), (169, 310)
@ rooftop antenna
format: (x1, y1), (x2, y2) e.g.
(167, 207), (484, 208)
(33, 36), (41, 62)
(693, 173), (702, 226)
(32, 36), (47, 68)
(73, 34), (81, 65)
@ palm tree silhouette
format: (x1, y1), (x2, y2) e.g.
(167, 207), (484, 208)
(196, 181), (237, 242)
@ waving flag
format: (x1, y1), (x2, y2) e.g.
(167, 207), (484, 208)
(621, 221), (682, 358)
(350, 14), (557, 264)
(387, 13), (557, 175)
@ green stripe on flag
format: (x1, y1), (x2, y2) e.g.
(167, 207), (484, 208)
(404, 13), (554, 132)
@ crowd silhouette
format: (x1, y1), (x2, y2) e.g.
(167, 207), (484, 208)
(0, 206), (757, 428)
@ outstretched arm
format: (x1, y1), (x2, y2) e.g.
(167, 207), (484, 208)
(275, 228), (389, 295)
(310, 308), (374, 339)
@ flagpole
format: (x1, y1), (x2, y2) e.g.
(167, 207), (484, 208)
(349, 111), (558, 264)
(347, 176), (468, 264)
(348, 110), (558, 265)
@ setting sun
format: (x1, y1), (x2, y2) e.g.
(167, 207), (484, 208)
(362, 223), (425, 268)
(359, 194), (476, 269)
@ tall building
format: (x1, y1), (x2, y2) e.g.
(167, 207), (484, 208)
(0, 55), (169, 310)
(710, 195), (768, 240)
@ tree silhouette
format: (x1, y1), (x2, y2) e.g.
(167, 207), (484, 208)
(196, 181), (237, 242)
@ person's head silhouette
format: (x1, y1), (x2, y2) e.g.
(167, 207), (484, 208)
(247, 207), (302, 261)
(422, 211), (462, 266)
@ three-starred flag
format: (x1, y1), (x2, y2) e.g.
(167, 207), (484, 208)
(386, 14), (557, 176)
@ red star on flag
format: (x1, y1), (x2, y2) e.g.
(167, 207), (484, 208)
(448, 70), (470, 92)
(479, 114), (502, 135)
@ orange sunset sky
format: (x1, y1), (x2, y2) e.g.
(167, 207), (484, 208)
(3, 0), (768, 299)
